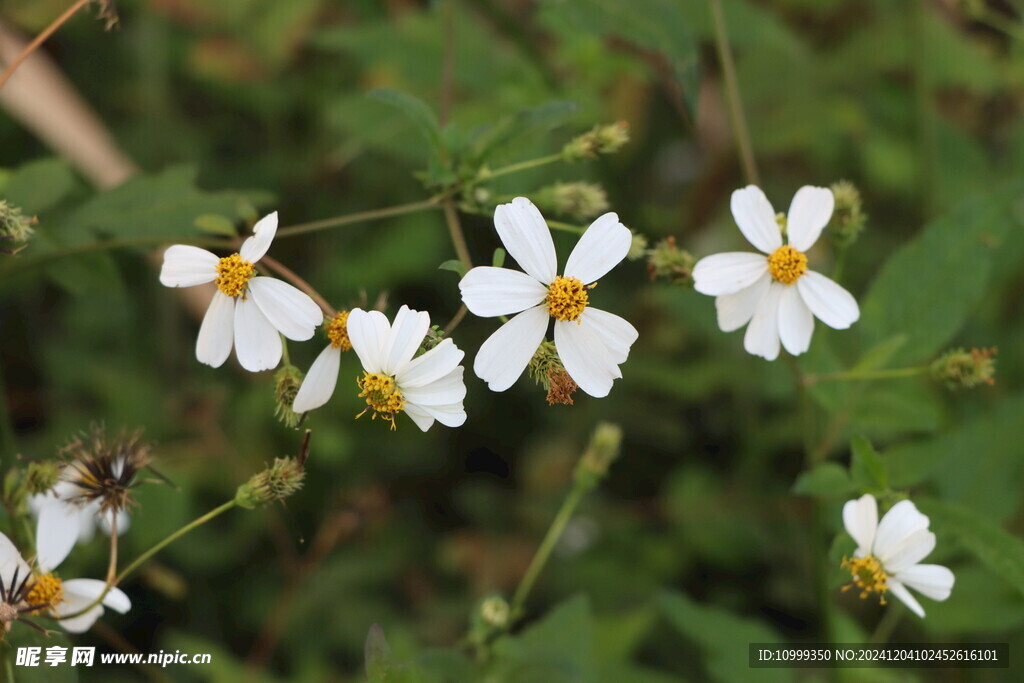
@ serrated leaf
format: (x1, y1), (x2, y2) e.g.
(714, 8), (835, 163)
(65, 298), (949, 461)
(793, 463), (854, 498)
(917, 498), (1024, 599)
(368, 89), (442, 154)
(849, 435), (887, 491)
(438, 259), (467, 278)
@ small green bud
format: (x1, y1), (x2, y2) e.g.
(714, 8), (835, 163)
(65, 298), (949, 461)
(827, 180), (866, 248)
(562, 122), (630, 162)
(534, 182), (610, 221)
(574, 422), (623, 490)
(416, 325), (446, 356)
(646, 236), (695, 285)
(273, 365), (304, 427)
(25, 461), (62, 495)
(0, 200), (36, 255)
(479, 595), (510, 628)
(528, 341), (578, 405)
(627, 231), (649, 261)
(931, 347), (997, 390)
(235, 457), (305, 509)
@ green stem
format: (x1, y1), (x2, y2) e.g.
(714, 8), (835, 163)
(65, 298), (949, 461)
(273, 198), (442, 239)
(473, 154), (564, 186)
(869, 603), (902, 644)
(805, 366), (930, 386)
(1, 235), (230, 275)
(510, 485), (587, 617)
(546, 219), (587, 234)
(443, 199), (474, 269)
(709, 0), (760, 186)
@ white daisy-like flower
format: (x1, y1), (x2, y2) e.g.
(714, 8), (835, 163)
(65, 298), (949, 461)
(291, 310), (351, 414)
(310, 305), (466, 432)
(692, 185), (860, 360)
(458, 197), (638, 398)
(841, 494), (955, 618)
(29, 473), (129, 556)
(159, 212), (323, 372)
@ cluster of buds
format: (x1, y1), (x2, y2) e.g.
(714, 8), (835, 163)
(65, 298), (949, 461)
(827, 180), (866, 248)
(0, 200), (36, 255)
(646, 236), (695, 285)
(562, 122), (630, 162)
(273, 365), (305, 427)
(527, 341), (578, 405)
(235, 431), (309, 509)
(417, 325), (448, 355)
(573, 422), (623, 492)
(931, 347), (997, 390)
(533, 182), (610, 221)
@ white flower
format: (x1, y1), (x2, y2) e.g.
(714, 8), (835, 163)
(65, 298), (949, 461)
(692, 185), (860, 360)
(458, 197), (638, 398)
(841, 494), (955, 618)
(159, 212), (323, 372)
(291, 310), (351, 414)
(29, 474), (129, 556)
(308, 305), (466, 432)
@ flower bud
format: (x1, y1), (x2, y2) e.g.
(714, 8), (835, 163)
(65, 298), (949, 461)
(562, 122), (630, 161)
(534, 182), (609, 221)
(528, 341), (578, 405)
(827, 180), (866, 248)
(646, 236), (695, 285)
(0, 200), (36, 255)
(627, 231), (649, 261)
(931, 347), (997, 390)
(25, 461), (61, 495)
(274, 365), (304, 427)
(574, 422), (623, 491)
(235, 457), (305, 509)
(479, 595), (510, 628)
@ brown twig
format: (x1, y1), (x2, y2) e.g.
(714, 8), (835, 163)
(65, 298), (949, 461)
(443, 303), (468, 336)
(0, 0), (92, 92)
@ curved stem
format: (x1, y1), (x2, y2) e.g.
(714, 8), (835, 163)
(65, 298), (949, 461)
(709, 0), (760, 186)
(473, 154), (563, 186)
(442, 304), (468, 336)
(0, 0), (92, 92)
(259, 254), (335, 316)
(443, 199), (474, 269)
(273, 198), (442, 239)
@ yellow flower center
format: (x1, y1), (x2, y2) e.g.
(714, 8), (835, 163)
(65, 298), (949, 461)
(357, 372), (405, 430)
(840, 555), (888, 604)
(767, 245), (807, 285)
(26, 573), (63, 612)
(326, 311), (351, 350)
(215, 253), (255, 298)
(546, 276), (592, 322)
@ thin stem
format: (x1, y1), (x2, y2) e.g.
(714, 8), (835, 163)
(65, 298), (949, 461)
(546, 219), (586, 234)
(474, 154), (563, 185)
(709, 0), (760, 186)
(1, 235), (230, 274)
(273, 199), (442, 239)
(869, 604), (902, 644)
(259, 254), (335, 316)
(804, 366), (929, 386)
(0, 0), (92, 92)
(105, 512), (118, 585)
(510, 485), (587, 617)
(440, 0), (455, 126)
(442, 304), (468, 336)
(443, 199), (474, 269)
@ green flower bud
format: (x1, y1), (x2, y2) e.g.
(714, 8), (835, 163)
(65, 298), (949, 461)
(646, 236), (695, 285)
(627, 231), (649, 261)
(534, 182), (609, 221)
(25, 461), (62, 495)
(0, 200), (36, 255)
(931, 347), (997, 390)
(562, 122), (630, 162)
(235, 457), (305, 509)
(479, 595), (510, 628)
(574, 422), (623, 491)
(827, 180), (866, 248)
(274, 365), (304, 427)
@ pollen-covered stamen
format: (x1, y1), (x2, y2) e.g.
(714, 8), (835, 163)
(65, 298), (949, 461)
(840, 555), (888, 604)
(25, 574), (63, 613)
(215, 253), (256, 298)
(326, 311), (351, 350)
(356, 372), (406, 430)
(546, 275), (592, 322)
(767, 245), (807, 285)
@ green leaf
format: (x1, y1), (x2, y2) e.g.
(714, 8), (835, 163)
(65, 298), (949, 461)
(490, 595), (594, 681)
(657, 591), (791, 683)
(194, 213), (239, 237)
(468, 101), (578, 164)
(849, 435), (887, 491)
(365, 625), (425, 683)
(368, 89), (442, 154)
(859, 180), (1024, 364)
(2, 157), (80, 216)
(917, 498), (1024, 599)
(438, 259), (467, 278)
(793, 463), (854, 498)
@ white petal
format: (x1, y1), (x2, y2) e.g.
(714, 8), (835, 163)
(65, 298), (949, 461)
(382, 306), (430, 376)
(730, 185), (782, 253)
(873, 500), (929, 560)
(494, 197), (557, 284)
(842, 494), (878, 557)
(98, 509), (129, 537)
(292, 345), (341, 413)
(346, 308), (391, 374)
(787, 186), (834, 252)
(715, 272), (770, 332)
(56, 580), (131, 633)
(743, 283), (783, 361)
(35, 502), (81, 573)
(887, 580), (925, 618)
(248, 277), (323, 341)
(233, 297), (282, 372)
(56, 603), (104, 632)
(893, 564), (954, 602)
(693, 252), (769, 296)
(402, 366), (466, 406)
(196, 292), (235, 368)
(459, 267), (548, 317)
(563, 212), (632, 284)
(0, 532), (29, 588)
(239, 211), (278, 263)
(403, 403), (436, 432)
(473, 305), (548, 392)
(578, 308), (637, 365)
(396, 339), (465, 390)
(555, 318), (620, 398)
(881, 530), (936, 574)
(159, 245), (218, 287)
(409, 401), (466, 428)
(778, 284), (814, 356)
(796, 271), (860, 329)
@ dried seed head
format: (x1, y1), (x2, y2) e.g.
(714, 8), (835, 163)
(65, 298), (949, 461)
(60, 425), (152, 516)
